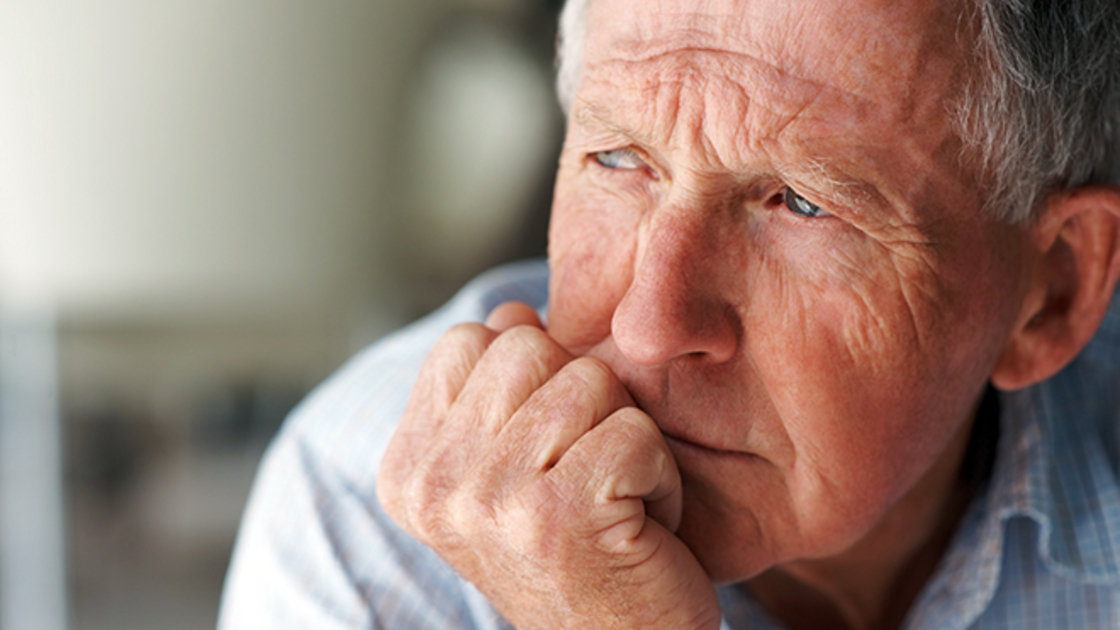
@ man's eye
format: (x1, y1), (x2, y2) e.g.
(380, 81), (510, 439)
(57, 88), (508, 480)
(784, 187), (832, 218)
(593, 148), (646, 170)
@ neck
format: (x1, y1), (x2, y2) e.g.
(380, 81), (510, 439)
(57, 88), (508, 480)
(748, 400), (989, 630)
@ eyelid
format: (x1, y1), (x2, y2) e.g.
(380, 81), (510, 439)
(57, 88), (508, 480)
(592, 147), (648, 170)
(783, 186), (833, 218)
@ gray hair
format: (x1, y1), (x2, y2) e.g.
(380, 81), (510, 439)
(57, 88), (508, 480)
(555, 0), (590, 116)
(554, 0), (1120, 224)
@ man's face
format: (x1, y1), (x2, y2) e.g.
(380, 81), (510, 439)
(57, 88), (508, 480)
(546, 0), (1031, 581)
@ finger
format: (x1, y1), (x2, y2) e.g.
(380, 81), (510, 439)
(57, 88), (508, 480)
(383, 325), (570, 537)
(494, 356), (635, 474)
(409, 323), (499, 419)
(389, 326), (570, 546)
(486, 301), (543, 332)
(378, 323), (498, 511)
(450, 325), (573, 436)
(454, 357), (631, 548)
(548, 407), (683, 549)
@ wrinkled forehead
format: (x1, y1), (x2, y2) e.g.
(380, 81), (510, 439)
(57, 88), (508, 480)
(582, 0), (970, 109)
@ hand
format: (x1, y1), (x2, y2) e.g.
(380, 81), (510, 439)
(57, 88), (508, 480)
(377, 302), (721, 630)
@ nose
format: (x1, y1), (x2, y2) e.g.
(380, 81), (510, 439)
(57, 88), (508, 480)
(611, 207), (740, 366)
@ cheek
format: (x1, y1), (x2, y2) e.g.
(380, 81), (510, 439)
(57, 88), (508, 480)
(744, 223), (977, 541)
(547, 184), (642, 353)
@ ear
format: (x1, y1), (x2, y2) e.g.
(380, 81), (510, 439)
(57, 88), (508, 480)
(991, 185), (1120, 391)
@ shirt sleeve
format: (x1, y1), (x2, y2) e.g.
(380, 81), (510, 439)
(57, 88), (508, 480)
(216, 415), (509, 630)
(214, 315), (484, 628)
(217, 262), (554, 630)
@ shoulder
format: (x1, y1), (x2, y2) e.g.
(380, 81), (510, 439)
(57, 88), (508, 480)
(285, 259), (550, 488)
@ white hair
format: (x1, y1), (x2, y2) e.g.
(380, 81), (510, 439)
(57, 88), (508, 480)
(554, 0), (1120, 224)
(555, 0), (590, 115)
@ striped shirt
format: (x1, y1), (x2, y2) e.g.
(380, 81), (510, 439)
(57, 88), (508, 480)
(218, 259), (1120, 629)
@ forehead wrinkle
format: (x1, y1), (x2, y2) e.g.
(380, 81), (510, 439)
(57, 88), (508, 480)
(583, 50), (867, 170)
(594, 0), (963, 101)
(593, 47), (872, 123)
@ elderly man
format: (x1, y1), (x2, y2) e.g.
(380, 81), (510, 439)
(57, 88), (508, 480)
(218, 0), (1120, 628)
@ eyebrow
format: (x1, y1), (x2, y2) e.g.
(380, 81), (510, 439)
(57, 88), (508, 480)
(573, 102), (653, 144)
(776, 159), (887, 214)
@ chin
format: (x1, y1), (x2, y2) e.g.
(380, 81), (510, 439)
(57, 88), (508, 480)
(674, 487), (772, 584)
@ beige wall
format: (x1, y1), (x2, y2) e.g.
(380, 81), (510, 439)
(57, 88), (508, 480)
(1, 0), (448, 326)
(0, 1), (562, 628)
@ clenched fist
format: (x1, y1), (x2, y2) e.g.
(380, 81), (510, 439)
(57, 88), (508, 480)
(377, 302), (720, 630)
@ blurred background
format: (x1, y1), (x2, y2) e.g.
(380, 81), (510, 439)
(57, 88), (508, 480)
(0, 0), (564, 628)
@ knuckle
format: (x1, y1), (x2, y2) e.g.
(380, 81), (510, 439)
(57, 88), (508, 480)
(490, 326), (570, 371)
(524, 358), (609, 418)
(563, 356), (618, 395)
(443, 322), (494, 347)
(442, 323), (496, 355)
(399, 464), (451, 542)
(375, 467), (404, 519)
(605, 407), (658, 444)
(429, 323), (497, 367)
(402, 459), (499, 548)
(411, 324), (497, 409)
(506, 478), (571, 558)
(448, 484), (497, 540)
(530, 358), (622, 430)
(596, 408), (672, 468)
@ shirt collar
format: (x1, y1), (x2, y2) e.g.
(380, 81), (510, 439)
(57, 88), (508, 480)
(1001, 286), (1120, 584)
(903, 289), (1120, 630)
(996, 382), (1120, 584)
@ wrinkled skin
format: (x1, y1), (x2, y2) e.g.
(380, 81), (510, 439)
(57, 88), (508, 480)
(378, 0), (1043, 629)
(551, 0), (1027, 582)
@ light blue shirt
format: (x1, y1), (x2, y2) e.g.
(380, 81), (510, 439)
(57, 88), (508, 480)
(217, 259), (1120, 629)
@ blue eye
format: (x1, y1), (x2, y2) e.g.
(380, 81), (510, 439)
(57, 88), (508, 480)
(784, 187), (831, 218)
(593, 148), (646, 170)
